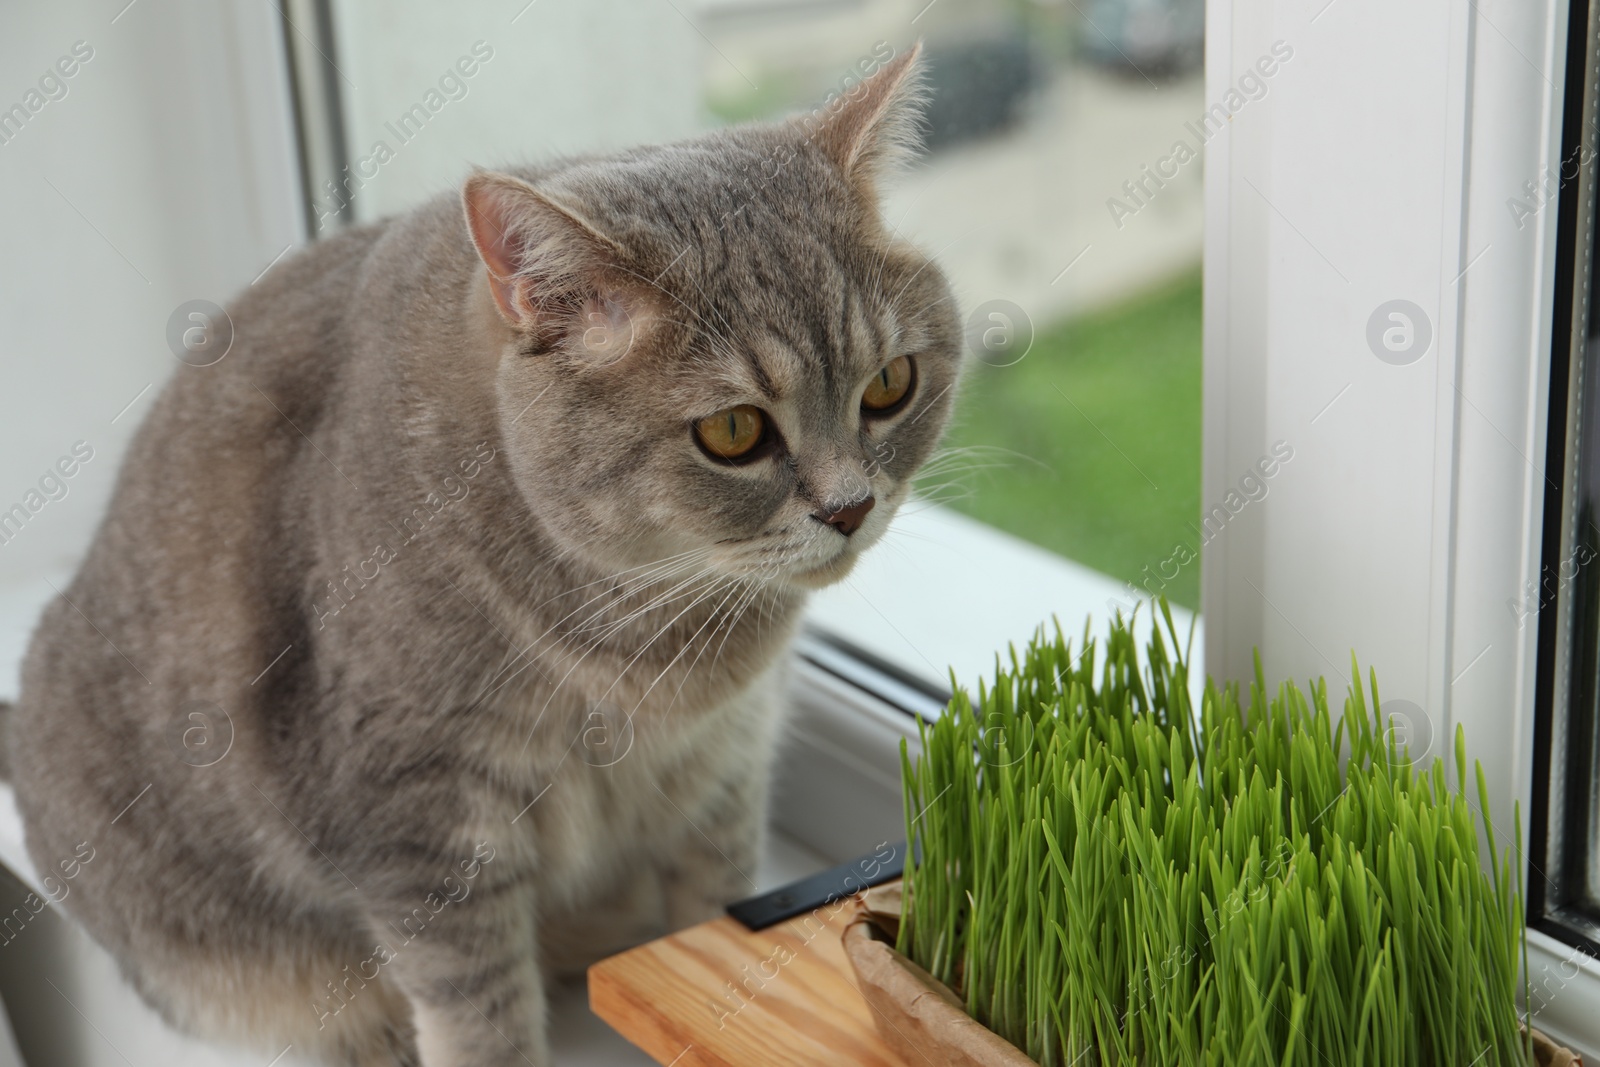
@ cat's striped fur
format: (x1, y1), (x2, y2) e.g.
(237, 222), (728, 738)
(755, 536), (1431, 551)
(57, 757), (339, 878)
(9, 46), (959, 1065)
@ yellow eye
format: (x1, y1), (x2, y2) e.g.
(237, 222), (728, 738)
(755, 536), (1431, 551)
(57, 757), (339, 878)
(862, 356), (914, 412)
(694, 405), (767, 460)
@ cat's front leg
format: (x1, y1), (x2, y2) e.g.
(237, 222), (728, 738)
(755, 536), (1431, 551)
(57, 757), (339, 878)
(369, 868), (550, 1067)
(656, 761), (769, 931)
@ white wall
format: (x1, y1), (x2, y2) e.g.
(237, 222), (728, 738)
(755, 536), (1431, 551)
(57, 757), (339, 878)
(0, 2), (308, 1061)
(0, 0), (304, 677)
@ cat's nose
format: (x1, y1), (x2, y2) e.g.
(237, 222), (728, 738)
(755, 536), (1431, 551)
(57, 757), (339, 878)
(813, 495), (875, 536)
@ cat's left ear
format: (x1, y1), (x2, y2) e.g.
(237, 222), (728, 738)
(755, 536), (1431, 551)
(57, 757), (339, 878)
(808, 42), (927, 198)
(461, 171), (629, 345)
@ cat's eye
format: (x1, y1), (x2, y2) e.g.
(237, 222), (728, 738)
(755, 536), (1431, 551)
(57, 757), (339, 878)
(862, 356), (914, 414)
(694, 405), (767, 461)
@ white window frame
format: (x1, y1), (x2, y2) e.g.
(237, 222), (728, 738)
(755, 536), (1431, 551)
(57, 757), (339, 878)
(1201, 0), (1598, 1054)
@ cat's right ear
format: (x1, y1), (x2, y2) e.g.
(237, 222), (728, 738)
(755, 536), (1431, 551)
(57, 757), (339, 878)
(461, 171), (622, 331)
(808, 42), (928, 201)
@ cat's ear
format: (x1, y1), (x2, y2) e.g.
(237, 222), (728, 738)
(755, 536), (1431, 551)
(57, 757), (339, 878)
(809, 42), (927, 195)
(461, 171), (624, 333)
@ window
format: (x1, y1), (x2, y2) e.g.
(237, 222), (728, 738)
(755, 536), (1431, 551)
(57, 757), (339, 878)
(1533, 0), (1600, 958)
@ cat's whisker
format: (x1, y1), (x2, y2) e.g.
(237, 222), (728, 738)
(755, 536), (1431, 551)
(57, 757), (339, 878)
(885, 222), (984, 310)
(912, 461), (1008, 480)
(917, 452), (1016, 469)
(535, 568), (708, 661)
(528, 566), (719, 683)
(914, 474), (992, 491)
(509, 548), (713, 641)
(551, 573), (721, 665)
(895, 493), (980, 520)
(911, 452), (1043, 488)
(912, 466), (1013, 489)
(910, 479), (998, 501)
(918, 443), (1042, 468)
(619, 575), (753, 723)
(679, 582), (756, 700)
(910, 471), (993, 491)
(705, 578), (766, 677)
(923, 442), (1028, 457)
(897, 289), (960, 321)
(921, 442), (1014, 459)
(522, 570), (744, 753)
(572, 556), (731, 634)
(871, 532), (922, 567)
(879, 522), (948, 549)
(465, 555), (716, 709)
(559, 562), (729, 660)
(915, 468), (1007, 488)
(545, 570), (729, 769)
(865, 221), (906, 299)
(560, 574), (699, 639)
(912, 478), (1005, 498)
(557, 547), (713, 602)
(634, 576), (770, 733)
(466, 549), (716, 705)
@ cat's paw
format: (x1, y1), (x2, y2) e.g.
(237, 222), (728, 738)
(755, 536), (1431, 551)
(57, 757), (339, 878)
(540, 871), (670, 976)
(663, 873), (743, 932)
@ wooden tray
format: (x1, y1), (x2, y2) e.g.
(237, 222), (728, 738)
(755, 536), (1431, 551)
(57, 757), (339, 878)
(591, 886), (1581, 1066)
(588, 896), (907, 1067)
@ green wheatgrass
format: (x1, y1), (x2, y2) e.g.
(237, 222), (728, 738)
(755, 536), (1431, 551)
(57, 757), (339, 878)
(898, 602), (1531, 1066)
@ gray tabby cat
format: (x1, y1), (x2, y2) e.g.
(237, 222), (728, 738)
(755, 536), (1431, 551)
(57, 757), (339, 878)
(8, 45), (958, 1066)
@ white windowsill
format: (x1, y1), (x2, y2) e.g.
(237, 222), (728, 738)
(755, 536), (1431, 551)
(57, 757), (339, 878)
(805, 501), (1202, 692)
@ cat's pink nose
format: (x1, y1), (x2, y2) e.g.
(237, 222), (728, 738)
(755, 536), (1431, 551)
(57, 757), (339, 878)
(814, 496), (875, 536)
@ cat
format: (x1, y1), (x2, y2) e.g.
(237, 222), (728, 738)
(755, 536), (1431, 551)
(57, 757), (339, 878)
(7, 44), (959, 1066)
